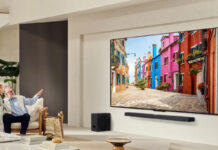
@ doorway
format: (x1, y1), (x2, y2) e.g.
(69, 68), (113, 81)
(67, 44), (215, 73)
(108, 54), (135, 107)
(174, 72), (179, 91)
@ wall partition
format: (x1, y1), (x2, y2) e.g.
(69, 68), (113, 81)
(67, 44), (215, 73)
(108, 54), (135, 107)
(19, 21), (68, 123)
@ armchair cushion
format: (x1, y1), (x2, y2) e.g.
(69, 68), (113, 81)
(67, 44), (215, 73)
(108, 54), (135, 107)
(11, 98), (44, 130)
(26, 98), (44, 122)
(11, 121), (39, 129)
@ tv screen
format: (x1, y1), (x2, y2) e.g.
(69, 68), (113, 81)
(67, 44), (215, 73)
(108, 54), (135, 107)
(110, 28), (218, 115)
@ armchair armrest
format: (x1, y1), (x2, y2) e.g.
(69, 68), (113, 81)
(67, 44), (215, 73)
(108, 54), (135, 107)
(38, 107), (48, 135)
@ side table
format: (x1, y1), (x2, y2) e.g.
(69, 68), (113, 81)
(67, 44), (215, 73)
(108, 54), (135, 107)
(106, 138), (131, 150)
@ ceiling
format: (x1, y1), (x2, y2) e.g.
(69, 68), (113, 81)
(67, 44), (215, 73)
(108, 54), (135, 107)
(0, 0), (9, 13)
(0, 0), (159, 14)
(0, 0), (190, 25)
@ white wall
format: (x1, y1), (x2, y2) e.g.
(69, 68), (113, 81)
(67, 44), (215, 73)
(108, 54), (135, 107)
(0, 14), (9, 28)
(68, 0), (218, 145)
(0, 25), (20, 93)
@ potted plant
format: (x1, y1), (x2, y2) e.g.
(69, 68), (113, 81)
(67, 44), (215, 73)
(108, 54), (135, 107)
(137, 79), (146, 90)
(177, 86), (183, 93)
(187, 54), (194, 60)
(190, 67), (199, 76)
(176, 58), (182, 64)
(161, 82), (170, 91)
(135, 83), (139, 87)
(0, 59), (19, 93)
(156, 85), (163, 90)
(168, 75), (172, 78)
(198, 82), (205, 95)
(139, 85), (146, 90)
(193, 50), (203, 57)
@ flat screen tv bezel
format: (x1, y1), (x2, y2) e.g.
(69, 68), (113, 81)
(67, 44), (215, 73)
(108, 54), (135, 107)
(110, 27), (218, 116)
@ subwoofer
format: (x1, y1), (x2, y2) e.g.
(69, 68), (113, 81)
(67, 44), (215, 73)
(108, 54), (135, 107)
(91, 113), (111, 131)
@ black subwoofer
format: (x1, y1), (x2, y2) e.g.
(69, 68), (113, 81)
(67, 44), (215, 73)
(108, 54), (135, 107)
(91, 113), (111, 131)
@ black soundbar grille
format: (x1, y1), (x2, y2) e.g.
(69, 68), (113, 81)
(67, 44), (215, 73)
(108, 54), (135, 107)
(125, 112), (195, 122)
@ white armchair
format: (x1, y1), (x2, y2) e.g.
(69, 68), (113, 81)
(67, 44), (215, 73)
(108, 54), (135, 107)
(11, 98), (48, 134)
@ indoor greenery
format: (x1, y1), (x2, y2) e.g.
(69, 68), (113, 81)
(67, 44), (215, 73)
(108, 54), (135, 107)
(0, 59), (19, 93)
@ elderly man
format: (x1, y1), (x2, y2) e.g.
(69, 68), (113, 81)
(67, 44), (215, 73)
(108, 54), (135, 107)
(3, 87), (44, 135)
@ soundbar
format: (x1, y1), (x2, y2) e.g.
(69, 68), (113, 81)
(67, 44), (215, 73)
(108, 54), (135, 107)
(125, 112), (195, 122)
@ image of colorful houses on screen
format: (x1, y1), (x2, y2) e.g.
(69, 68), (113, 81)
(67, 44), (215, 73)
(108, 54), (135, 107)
(111, 28), (217, 114)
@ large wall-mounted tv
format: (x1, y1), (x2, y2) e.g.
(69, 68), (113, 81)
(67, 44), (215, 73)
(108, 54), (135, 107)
(110, 28), (218, 115)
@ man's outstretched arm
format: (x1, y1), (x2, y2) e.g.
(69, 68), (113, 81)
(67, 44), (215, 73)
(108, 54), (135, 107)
(24, 89), (44, 105)
(36, 89), (44, 97)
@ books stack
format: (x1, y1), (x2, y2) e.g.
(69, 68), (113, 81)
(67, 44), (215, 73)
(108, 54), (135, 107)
(0, 132), (21, 143)
(40, 141), (79, 150)
(20, 134), (46, 145)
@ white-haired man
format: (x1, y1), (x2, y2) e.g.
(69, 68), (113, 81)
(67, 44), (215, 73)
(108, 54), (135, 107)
(3, 87), (44, 135)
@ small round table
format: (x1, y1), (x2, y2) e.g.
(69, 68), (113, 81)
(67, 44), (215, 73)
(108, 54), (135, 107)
(106, 138), (131, 150)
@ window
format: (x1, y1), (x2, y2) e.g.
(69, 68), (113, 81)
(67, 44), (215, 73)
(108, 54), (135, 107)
(180, 33), (184, 42)
(111, 43), (115, 55)
(146, 66), (148, 72)
(197, 43), (202, 51)
(173, 52), (178, 62)
(155, 62), (158, 69)
(160, 76), (163, 83)
(190, 47), (194, 54)
(164, 57), (168, 65)
(179, 53), (184, 64)
(111, 42), (115, 51)
(190, 30), (196, 35)
(179, 74), (184, 86)
(194, 43), (202, 51)
(111, 49), (115, 63)
(190, 43), (202, 54)
(116, 51), (121, 63)
(122, 55), (125, 66)
(122, 75), (125, 84)
(122, 40), (125, 46)
(162, 41), (165, 48)
(190, 45), (197, 54)
(117, 74), (120, 85)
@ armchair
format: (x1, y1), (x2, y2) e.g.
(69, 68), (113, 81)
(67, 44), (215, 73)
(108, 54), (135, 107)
(11, 98), (48, 134)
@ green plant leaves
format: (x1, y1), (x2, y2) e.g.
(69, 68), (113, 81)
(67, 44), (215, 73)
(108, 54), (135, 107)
(4, 79), (16, 84)
(0, 59), (19, 77)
